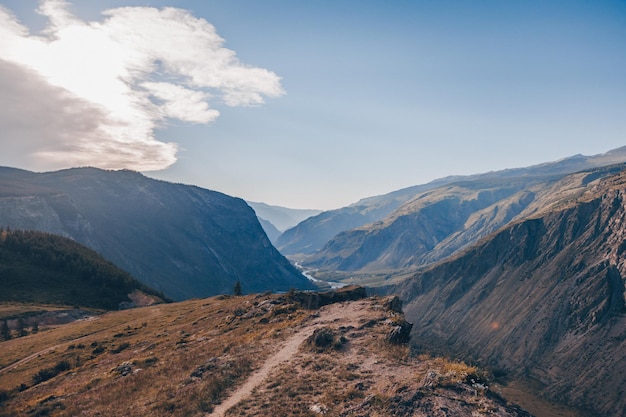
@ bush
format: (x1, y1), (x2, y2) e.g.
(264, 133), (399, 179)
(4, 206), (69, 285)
(111, 342), (130, 354)
(32, 361), (71, 385)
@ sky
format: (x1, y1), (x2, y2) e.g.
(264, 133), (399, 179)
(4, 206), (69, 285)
(0, 1), (625, 210)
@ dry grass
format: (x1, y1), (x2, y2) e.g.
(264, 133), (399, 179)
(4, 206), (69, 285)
(1, 294), (528, 417)
(0, 293), (309, 416)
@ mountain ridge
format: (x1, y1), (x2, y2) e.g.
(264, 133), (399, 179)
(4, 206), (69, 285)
(305, 164), (626, 276)
(0, 167), (315, 300)
(277, 146), (626, 261)
(389, 168), (626, 417)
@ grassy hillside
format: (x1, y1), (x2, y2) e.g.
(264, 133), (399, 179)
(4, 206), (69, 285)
(0, 229), (166, 310)
(0, 289), (537, 417)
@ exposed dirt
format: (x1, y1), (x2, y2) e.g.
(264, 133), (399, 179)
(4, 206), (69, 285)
(210, 301), (370, 416)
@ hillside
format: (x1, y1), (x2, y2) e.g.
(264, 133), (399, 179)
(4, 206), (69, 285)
(275, 177), (456, 255)
(279, 147), (626, 262)
(0, 229), (165, 310)
(391, 169), (626, 417)
(304, 164), (626, 279)
(0, 167), (315, 300)
(0, 288), (535, 417)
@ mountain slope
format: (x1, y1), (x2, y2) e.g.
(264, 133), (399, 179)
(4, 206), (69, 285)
(305, 164), (626, 276)
(280, 146), (626, 259)
(0, 167), (314, 300)
(0, 288), (533, 417)
(276, 177), (457, 255)
(392, 168), (626, 417)
(246, 201), (321, 232)
(0, 229), (165, 310)
(256, 216), (282, 243)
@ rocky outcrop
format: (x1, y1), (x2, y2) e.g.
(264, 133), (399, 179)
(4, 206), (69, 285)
(0, 167), (314, 300)
(393, 169), (626, 417)
(289, 285), (368, 309)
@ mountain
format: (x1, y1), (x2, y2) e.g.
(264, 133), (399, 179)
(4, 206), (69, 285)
(246, 201), (321, 244)
(276, 176), (458, 255)
(0, 229), (165, 310)
(297, 147), (626, 280)
(304, 163), (626, 276)
(390, 168), (626, 417)
(0, 287), (533, 417)
(0, 167), (315, 300)
(256, 216), (282, 243)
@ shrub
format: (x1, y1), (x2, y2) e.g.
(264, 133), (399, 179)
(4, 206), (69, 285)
(111, 342), (130, 354)
(32, 361), (71, 385)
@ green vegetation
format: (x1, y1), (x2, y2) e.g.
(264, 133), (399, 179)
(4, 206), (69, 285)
(0, 229), (166, 310)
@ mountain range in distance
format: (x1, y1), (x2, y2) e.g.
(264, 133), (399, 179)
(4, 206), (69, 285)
(245, 201), (321, 243)
(275, 146), (626, 285)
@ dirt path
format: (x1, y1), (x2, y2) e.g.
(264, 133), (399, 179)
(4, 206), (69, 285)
(208, 300), (370, 417)
(0, 307), (163, 375)
(0, 322), (102, 375)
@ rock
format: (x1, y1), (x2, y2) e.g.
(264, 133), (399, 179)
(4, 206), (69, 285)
(307, 327), (347, 351)
(386, 320), (412, 344)
(290, 286), (368, 310)
(383, 296), (403, 313)
(113, 362), (133, 377)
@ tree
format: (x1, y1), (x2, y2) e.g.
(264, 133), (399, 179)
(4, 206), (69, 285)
(1, 320), (11, 341)
(233, 280), (242, 296)
(31, 321), (39, 334)
(16, 317), (27, 337)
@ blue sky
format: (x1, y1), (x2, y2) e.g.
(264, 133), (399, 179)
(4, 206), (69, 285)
(1, 1), (625, 209)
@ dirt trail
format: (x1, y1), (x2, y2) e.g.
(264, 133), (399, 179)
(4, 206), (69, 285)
(0, 307), (163, 375)
(208, 300), (370, 417)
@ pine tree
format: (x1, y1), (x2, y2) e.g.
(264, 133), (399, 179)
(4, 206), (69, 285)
(233, 280), (242, 296)
(1, 320), (11, 341)
(16, 317), (27, 337)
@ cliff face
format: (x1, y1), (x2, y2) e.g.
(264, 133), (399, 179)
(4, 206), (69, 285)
(394, 170), (626, 417)
(0, 167), (314, 300)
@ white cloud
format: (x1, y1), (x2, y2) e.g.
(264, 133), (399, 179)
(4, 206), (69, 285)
(0, 1), (284, 171)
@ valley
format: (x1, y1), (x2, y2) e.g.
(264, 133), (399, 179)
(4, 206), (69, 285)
(2, 147), (626, 416)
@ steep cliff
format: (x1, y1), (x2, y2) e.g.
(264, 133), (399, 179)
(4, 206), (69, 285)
(393, 169), (626, 417)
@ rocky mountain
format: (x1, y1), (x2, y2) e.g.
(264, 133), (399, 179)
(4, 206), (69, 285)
(246, 201), (321, 233)
(0, 287), (534, 417)
(0, 229), (166, 310)
(0, 167), (314, 300)
(391, 168), (626, 417)
(298, 147), (626, 280)
(304, 163), (626, 276)
(276, 176), (458, 255)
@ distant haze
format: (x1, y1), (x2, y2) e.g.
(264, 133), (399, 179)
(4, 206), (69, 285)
(247, 201), (321, 232)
